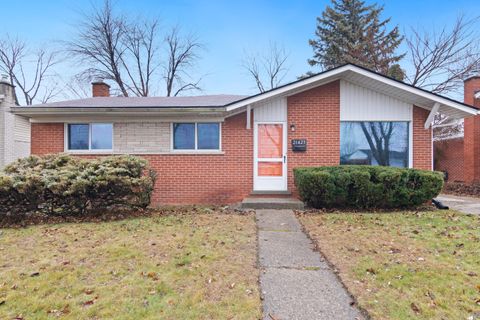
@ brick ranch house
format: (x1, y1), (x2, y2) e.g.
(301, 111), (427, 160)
(6, 64), (478, 205)
(434, 76), (480, 183)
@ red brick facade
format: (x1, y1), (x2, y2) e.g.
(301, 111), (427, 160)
(31, 113), (253, 205)
(434, 138), (464, 182)
(31, 123), (65, 155)
(463, 77), (480, 183)
(30, 81), (434, 205)
(287, 81), (341, 193)
(146, 112), (253, 204)
(412, 106), (433, 170)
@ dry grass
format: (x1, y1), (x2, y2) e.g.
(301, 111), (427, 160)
(299, 210), (480, 320)
(0, 211), (261, 319)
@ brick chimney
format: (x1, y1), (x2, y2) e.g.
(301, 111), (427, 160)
(463, 76), (480, 183)
(91, 79), (110, 97)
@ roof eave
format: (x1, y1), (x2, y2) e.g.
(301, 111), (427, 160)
(9, 106), (226, 117)
(224, 64), (478, 118)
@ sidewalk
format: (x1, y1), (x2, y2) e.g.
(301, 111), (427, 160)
(256, 209), (363, 320)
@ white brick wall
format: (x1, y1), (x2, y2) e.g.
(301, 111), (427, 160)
(113, 122), (170, 153)
(3, 112), (31, 165)
(0, 82), (31, 167)
(13, 115), (31, 161)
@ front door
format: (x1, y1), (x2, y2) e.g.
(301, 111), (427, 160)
(254, 122), (287, 191)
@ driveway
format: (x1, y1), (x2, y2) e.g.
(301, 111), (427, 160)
(436, 194), (480, 215)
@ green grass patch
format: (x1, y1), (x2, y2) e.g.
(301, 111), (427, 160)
(0, 212), (260, 319)
(300, 210), (480, 319)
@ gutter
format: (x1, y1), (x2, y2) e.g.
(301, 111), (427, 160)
(9, 106), (227, 117)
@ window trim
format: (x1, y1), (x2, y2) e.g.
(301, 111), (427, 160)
(339, 120), (412, 168)
(64, 123), (114, 153)
(171, 122), (222, 153)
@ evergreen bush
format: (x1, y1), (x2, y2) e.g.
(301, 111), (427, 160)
(0, 154), (156, 216)
(294, 165), (443, 209)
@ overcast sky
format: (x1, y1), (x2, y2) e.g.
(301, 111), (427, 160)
(2, 0), (479, 99)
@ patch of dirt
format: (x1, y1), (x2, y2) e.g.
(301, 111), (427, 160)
(0, 205), (254, 228)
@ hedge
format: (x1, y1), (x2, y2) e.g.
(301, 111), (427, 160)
(294, 165), (444, 209)
(0, 154), (157, 216)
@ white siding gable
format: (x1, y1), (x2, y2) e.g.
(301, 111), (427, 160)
(340, 80), (412, 121)
(253, 97), (287, 122)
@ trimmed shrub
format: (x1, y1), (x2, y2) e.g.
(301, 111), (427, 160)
(294, 165), (444, 209)
(0, 154), (156, 216)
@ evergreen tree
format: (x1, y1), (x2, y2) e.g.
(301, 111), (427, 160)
(308, 0), (405, 79)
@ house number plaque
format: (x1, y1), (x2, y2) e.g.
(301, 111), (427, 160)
(291, 139), (307, 152)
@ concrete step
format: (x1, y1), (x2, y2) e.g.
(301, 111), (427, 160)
(241, 197), (305, 210)
(249, 191), (292, 198)
(250, 190), (292, 195)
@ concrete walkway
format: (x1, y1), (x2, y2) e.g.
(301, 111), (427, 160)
(256, 209), (363, 320)
(436, 194), (480, 215)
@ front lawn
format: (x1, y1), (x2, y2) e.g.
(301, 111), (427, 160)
(299, 210), (480, 319)
(0, 210), (261, 319)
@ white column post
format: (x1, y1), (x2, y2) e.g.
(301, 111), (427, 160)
(246, 105), (251, 130)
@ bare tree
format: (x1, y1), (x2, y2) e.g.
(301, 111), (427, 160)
(243, 43), (289, 93)
(406, 15), (480, 139)
(0, 35), (60, 105)
(67, 0), (129, 96)
(164, 27), (203, 97)
(406, 15), (480, 95)
(69, 1), (201, 98)
(120, 19), (160, 96)
(62, 74), (91, 99)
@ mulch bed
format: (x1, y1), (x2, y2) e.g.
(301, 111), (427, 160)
(442, 181), (480, 197)
(0, 205), (252, 229)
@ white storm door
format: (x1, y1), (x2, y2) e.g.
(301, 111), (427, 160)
(254, 122), (287, 191)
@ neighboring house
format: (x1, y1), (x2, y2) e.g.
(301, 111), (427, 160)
(0, 76), (31, 167)
(434, 136), (464, 182)
(9, 64), (478, 205)
(434, 76), (480, 183)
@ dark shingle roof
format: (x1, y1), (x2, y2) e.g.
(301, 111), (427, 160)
(30, 94), (247, 108)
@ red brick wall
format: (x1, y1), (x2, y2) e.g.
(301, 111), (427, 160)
(464, 115), (477, 183)
(145, 112), (252, 204)
(434, 138), (464, 182)
(287, 81), (340, 193)
(412, 106), (432, 170)
(31, 113), (253, 205)
(463, 77), (480, 183)
(285, 86), (433, 194)
(31, 123), (64, 155)
(30, 82), (434, 204)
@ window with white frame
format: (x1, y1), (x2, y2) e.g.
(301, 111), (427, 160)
(340, 121), (409, 168)
(67, 123), (113, 151)
(173, 122), (220, 150)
